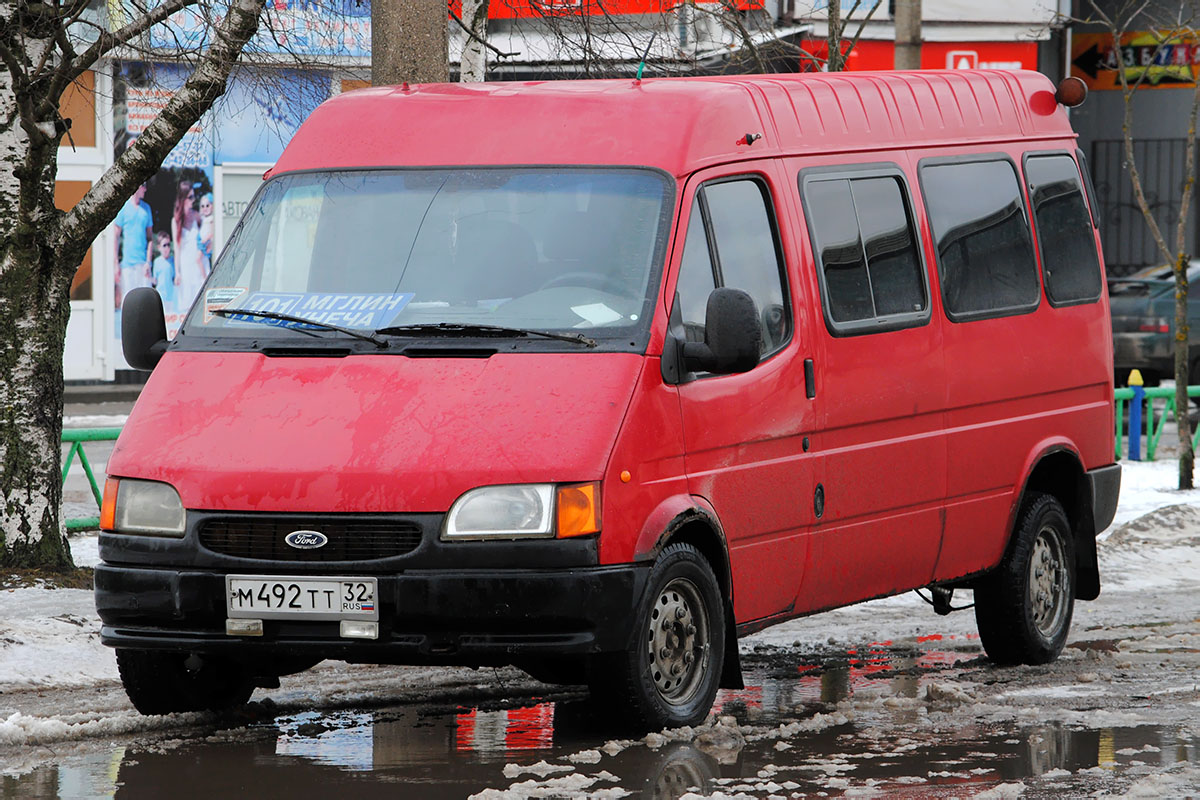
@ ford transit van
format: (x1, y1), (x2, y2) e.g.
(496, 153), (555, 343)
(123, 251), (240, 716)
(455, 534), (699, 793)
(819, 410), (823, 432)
(101, 70), (1120, 729)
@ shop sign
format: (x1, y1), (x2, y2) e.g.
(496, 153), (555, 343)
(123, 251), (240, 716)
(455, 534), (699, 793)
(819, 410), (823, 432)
(818, 40), (1037, 72)
(1071, 31), (1200, 90)
(450, 0), (764, 19)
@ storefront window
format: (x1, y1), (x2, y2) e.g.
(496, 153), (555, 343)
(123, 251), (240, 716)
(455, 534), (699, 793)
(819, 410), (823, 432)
(56, 180), (94, 301)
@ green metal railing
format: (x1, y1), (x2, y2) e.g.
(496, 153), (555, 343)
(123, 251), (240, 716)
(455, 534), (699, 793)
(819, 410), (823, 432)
(1114, 385), (1200, 461)
(62, 427), (121, 531)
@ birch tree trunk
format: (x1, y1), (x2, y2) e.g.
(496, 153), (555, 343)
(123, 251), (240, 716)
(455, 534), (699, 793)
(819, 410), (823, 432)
(0, 0), (267, 568)
(460, 0), (490, 83)
(0, 25), (75, 567)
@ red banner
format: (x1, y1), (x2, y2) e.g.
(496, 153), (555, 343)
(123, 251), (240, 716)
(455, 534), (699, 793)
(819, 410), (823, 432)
(449, 0), (765, 19)
(803, 39), (1038, 72)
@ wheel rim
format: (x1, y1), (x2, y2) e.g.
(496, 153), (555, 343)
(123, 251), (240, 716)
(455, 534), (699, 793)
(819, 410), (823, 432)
(647, 576), (710, 706)
(1028, 523), (1069, 638)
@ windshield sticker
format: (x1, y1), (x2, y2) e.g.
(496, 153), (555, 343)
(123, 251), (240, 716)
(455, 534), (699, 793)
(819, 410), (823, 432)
(571, 303), (622, 327)
(204, 287), (247, 323)
(222, 292), (414, 330)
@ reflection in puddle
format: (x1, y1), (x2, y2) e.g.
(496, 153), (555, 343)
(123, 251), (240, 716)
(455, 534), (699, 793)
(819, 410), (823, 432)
(456, 704), (556, 753)
(275, 711), (375, 770)
(2, 643), (1198, 799)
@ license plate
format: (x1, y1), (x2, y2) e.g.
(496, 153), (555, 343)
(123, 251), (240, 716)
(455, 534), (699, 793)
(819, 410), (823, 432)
(226, 575), (379, 621)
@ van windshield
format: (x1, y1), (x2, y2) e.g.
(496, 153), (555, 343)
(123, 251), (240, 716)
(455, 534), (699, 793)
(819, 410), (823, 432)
(181, 168), (673, 350)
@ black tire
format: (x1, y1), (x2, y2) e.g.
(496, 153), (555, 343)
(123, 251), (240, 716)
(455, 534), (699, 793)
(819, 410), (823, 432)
(518, 657), (586, 685)
(588, 543), (725, 730)
(974, 492), (1075, 666)
(116, 649), (255, 715)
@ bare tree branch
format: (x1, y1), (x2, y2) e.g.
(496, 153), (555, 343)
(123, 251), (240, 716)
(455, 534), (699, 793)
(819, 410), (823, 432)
(450, 6), (517, 61)
(58, 0), (267, 252)
(63, 0), (198, 85)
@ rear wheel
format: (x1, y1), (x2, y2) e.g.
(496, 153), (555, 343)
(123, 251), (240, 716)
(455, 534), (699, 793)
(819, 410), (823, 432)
(974, 493), (1075, 665)
(116, 649), (255, 715)
(588, 543), (724, 730)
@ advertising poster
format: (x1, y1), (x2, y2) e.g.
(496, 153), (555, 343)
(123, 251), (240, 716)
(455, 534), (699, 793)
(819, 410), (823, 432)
(214, 68), (329, 164)
(1072, 31), (1200, 91)
(112, 61), (216, 341)
(148, 0), (371, 58)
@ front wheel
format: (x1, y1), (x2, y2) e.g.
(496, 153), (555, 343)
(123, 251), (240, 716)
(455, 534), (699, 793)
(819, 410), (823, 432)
(116, 649), (254, 715)
(974, 492), (1075, 665)
(588, 543), (725, 730)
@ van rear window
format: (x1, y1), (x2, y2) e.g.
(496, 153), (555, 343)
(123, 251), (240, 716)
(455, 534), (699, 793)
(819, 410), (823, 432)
(920, 158), (1040, 322)
(1025, 154), (1103, 306)
(801, 171), (928, 336)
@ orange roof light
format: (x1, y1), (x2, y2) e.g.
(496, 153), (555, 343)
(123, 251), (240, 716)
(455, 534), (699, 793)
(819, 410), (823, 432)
(556, 482), (601, 538)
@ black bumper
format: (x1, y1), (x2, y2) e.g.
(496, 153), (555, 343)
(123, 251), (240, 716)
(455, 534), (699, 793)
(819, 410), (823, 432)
(95, 563), (649, 665)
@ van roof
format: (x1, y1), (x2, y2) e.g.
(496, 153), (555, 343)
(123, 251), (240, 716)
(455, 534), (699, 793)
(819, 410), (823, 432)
(272, 70), (1074, 179)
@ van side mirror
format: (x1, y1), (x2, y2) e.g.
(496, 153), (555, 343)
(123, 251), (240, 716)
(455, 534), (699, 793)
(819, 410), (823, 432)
(681, 288), (762, 374)
(122, 287), (169, 371)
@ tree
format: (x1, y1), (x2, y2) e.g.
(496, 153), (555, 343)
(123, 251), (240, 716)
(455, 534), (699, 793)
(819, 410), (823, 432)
(1086, 0), (1200, 489)
(793, 0), (885, 73)
(0, 0), (275, 568)
(457, 0), (490, 83)
(372, 0), (448, 85)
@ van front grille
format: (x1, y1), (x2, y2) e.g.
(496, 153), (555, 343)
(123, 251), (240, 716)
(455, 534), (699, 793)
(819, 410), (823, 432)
(198, 518), (423, 561)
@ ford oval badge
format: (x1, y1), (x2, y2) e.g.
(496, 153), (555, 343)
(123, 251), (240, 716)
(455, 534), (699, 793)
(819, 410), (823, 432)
(285, 530), (328, 549)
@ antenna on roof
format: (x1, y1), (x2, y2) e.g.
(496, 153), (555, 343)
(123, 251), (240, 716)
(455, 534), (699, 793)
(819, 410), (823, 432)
(635, 32), (657, 83)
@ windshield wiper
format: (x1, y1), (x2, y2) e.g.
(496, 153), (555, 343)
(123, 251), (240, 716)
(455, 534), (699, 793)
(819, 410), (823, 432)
(211, 308), (390, 348)
(377, 322), (597, 348)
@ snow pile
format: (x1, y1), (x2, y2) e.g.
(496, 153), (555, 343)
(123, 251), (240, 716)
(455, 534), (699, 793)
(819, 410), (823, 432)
(1107, 458), (1200, 528)
(1100, 503), (1200, 590)
(501, 760), (573, 778)
(0, 708), (205, 748)
(469, 770), (627, 799)
(0, 584), (116, 688)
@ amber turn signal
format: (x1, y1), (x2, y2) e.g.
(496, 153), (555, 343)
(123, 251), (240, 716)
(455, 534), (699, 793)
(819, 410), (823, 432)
(99, 478), (119, 531)
(556, 482), (601, 538)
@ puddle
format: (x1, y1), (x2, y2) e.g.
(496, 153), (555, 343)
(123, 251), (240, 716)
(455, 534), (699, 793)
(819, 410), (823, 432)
(3, 645), (1198, 799)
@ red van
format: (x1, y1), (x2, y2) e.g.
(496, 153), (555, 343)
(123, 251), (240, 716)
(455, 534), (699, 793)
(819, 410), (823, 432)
(102, 70), (1120, 730)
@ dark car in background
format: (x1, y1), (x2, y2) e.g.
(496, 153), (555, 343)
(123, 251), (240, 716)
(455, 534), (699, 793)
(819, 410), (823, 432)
(1111, 261), (1200, 387)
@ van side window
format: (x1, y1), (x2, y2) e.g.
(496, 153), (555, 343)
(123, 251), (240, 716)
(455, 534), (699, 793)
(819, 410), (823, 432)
(675, 197), (718, 343)
(920, 158), (1040, 322)
(1025, 154), (1103, 306)
(673, 178), (791, 355)
(802, 172), (928, 335)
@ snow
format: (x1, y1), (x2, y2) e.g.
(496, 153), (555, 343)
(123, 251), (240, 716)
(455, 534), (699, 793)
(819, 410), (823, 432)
(62, 414), (129, 429)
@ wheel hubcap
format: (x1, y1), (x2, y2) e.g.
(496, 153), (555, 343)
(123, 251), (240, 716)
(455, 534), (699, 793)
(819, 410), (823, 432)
(647, 577), (709, 705)
(1028, 524), (1068, 638)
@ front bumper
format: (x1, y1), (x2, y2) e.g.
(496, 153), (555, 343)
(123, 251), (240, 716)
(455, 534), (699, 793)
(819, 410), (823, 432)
(95, 562), (649, 664)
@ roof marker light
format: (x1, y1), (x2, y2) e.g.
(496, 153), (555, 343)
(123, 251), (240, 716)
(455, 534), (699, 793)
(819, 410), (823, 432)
(1055, 76), (1087, 108)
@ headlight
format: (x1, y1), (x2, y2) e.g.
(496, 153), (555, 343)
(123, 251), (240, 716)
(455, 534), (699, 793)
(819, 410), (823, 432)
(100, 478), (186, 536)
(442, 482), (602, 541)
(444, 484), (554, 540)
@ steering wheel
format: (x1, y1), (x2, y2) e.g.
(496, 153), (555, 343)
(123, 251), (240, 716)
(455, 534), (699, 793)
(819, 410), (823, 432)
(539, 271), (629, 296)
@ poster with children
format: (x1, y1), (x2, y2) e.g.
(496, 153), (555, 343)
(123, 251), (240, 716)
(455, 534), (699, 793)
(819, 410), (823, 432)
(112, 61), (215, 343)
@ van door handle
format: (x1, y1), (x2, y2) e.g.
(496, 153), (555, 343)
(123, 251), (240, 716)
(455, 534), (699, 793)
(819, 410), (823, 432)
(804, 359), (816, 399)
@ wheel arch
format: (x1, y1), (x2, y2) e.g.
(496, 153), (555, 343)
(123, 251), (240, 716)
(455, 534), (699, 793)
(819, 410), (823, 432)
(632, 495), (743, 690)
(1013, 443), (1100, 601)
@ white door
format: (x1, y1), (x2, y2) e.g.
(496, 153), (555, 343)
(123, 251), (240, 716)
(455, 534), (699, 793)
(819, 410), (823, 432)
(59, 166), (111, 380)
